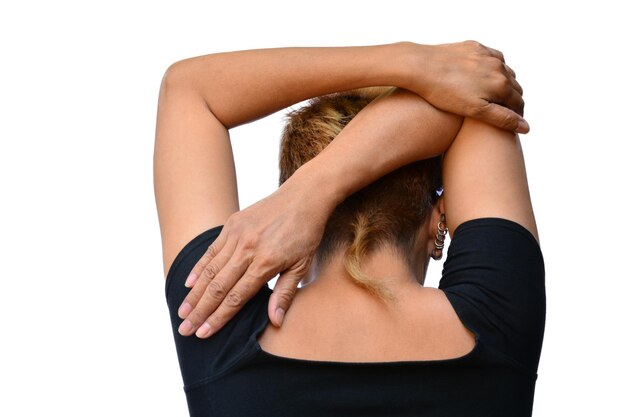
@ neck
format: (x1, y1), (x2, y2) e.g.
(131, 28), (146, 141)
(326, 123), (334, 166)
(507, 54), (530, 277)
(304, 246), (427, 295)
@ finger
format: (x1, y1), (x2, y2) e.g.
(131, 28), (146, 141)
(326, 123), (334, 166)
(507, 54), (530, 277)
(503, 63), (516, 79)
(179, 254), (250, 336)
(501, 89), (525, 117)
(185, 228), (228, 288)
(195, 276), (266, 338)
(502, 64), (523, 96)
(268, 270), (301, 327)
(178, 245), (233, 320)
(508, 75), (524, 96)
(472, 102), (530, 134)
(485, 46), (505, 62)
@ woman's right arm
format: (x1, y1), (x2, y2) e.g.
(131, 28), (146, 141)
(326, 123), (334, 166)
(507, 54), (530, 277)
(442, 119), (538, 241)
(439, 119), (543, 374)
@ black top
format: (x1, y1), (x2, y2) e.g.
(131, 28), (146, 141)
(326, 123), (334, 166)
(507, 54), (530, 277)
(165, 218), (546, 417)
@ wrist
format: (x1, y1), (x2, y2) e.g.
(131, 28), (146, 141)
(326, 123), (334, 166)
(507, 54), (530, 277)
(390, 42), (430, 94)
(352, 42), (425, 90)
(283, 157), (348, 217)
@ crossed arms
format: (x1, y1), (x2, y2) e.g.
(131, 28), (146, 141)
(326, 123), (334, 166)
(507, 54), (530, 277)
(153, 41), (536, 338)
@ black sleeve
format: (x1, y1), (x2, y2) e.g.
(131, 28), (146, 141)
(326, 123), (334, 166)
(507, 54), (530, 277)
(164, 225), (272, 389)
(439, 217), (546, 373)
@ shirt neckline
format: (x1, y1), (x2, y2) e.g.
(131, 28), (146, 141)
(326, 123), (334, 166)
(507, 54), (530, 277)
(249, 286), (482, 367)
(253, 338), (482, 367)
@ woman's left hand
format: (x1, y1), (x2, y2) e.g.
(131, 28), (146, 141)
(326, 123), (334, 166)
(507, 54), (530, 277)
(176, 167), (335, 338)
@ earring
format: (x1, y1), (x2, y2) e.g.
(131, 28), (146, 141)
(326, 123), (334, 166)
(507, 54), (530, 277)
(430, 213), (448, 261)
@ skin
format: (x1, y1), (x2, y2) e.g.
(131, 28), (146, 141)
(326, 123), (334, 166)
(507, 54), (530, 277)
(153, 41), (535, 345)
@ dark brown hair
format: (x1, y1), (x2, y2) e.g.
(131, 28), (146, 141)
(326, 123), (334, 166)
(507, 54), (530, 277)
(279, 88), (442, 298)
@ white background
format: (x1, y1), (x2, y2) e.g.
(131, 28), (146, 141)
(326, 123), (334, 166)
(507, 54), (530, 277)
(1, 1), (624, 415)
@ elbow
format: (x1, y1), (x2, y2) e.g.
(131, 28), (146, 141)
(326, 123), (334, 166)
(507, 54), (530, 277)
(159, 59), (194, 94)
(159, 57), (214, 111)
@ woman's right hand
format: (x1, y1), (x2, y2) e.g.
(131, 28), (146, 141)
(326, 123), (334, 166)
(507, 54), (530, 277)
(401, 40), (528, 133)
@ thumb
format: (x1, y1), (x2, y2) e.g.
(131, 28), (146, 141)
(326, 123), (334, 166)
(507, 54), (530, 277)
(475, 103), (530, 134)
(268, 270), (301, 327)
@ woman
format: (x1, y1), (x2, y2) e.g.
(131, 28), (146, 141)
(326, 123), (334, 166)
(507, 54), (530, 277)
(154, 42), (545, 416)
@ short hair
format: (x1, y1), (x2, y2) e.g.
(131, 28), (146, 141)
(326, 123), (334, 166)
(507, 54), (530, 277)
(279, 88), (442, 299)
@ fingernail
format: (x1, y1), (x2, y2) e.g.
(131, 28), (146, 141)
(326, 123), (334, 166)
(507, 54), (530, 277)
(178, 302), (192, 318)
(196, 322), (212, 338)
(185, 273), (198, 288)
(178, 319), (193, 335)
(275, 308), (285, 327)
(516, 119), (530, 133)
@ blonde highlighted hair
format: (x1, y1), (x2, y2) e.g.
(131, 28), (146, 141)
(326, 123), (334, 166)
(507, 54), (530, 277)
(279, 88), (442, 299)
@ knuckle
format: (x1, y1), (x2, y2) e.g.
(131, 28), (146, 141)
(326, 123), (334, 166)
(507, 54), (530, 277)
(202, 263), (220, 280)
(228, 254), (248, 273)
(501, 112), (518, 129)
(206, 245), (218, 260)
(465, 39), (483, 50)
(256, 251), (277, 269)
(489, 57), (504, 69)
(244, 266), (263, 283)
(226, 211), (240, 224)
(224, 217), (238, 234)
(198, 253), (212, 269)
(240, 233), (259, 250)
(494, 75), (509, 92)
(225, 291), (244, 307)
(498, 112), (518, 130)
(276, 287), (297, 304)
(238, 280), (253, 296)
(199, 253), (210, 264)
(207, 280), (227, 300)
(505, 63), (516, 77)
(246, 260), (275, 283)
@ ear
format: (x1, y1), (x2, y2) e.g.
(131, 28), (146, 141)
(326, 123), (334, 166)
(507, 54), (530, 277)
(436, 195), (445, 218)
(428, 196), (445, 239)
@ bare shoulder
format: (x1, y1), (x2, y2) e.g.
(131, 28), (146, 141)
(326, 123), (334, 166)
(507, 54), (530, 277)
(403, 288), (476, 356)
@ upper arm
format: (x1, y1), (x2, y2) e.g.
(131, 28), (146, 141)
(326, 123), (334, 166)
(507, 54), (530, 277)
(154, 63), (240, 278)
(442, 118), (538, 241)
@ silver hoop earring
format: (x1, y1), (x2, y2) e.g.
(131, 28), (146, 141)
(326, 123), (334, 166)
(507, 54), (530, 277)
(430, 213), (448, 261)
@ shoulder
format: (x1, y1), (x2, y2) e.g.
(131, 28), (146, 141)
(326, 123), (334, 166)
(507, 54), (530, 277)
(164, 225), (273, 386)
(439, 217), (546, 372)
(442, 217), (543, 282)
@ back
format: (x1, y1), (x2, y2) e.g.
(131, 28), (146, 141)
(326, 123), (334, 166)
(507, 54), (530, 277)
(165, 218), (545, 417)
(258, 278), (476, 363)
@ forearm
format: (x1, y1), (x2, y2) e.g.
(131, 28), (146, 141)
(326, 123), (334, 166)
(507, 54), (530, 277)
(289, 88), (463, 208)
(163, 43), (418, 128)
